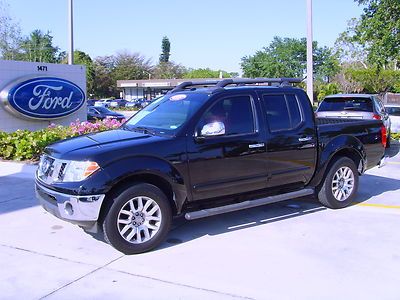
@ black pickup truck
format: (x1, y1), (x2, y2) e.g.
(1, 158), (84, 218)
(35, 78), (387, 254)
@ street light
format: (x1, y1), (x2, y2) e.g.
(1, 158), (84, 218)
(68, 0), (74, 64)
(306, 0), (313, 103)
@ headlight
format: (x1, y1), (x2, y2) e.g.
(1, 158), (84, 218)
(37, 155), (100, 184)
(106, 115), (117, 119)
(62, 161), (100, 182)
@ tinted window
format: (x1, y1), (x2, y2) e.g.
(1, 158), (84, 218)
(286, 94), (302, 128)
(262, 94), (302, 132)
(318, 97), (373, 112)
(200, 95), (254, 135)
(263, 94), (290, 131)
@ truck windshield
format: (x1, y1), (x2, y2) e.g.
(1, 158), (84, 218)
(318, 97), (373, 112)
(124, 93), (210, 135)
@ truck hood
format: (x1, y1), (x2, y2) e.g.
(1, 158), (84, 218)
(45, 129), (160, 160)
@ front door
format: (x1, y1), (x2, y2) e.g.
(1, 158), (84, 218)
(187, 93), (268, 201)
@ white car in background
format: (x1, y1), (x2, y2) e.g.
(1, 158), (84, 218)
(94, 99), (114, 108)
(385, 104), (400, 133)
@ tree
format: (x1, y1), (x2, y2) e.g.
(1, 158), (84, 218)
(153, 61), (186, 79)
(92, 56), (116, 98)
(92, 51), (153, 98)
(334, 18), (368, 68)
(345, 67), (400, 93)
(0, 1), (22, 60)
(159, 36), (170, 63)
(183, 68), (231, 79)
(63, 50), (95, 96)
(241, 36), (340, 82)
(112, 51), (153, 81)
(19, 30), (64, 63)
(353, 0), (400, 68)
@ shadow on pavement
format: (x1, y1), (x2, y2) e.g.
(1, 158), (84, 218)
(0, 176), (37, 215)
(85, 171), (400, 252)
(386, 139), (399, 158)
(353, 173), (400, 204)
(160, 198), (326, 249)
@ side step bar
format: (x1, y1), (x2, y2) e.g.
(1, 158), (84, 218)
(185, 188), (314, 220)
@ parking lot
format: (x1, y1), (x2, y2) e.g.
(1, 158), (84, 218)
(1, 143), (399, 300)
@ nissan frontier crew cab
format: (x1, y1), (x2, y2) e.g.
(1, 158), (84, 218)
(35, 78), (387, 254)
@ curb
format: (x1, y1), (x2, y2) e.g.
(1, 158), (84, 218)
(0, 161), (37, 179)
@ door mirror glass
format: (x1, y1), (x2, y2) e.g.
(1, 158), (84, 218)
(200, 121), (225, 137)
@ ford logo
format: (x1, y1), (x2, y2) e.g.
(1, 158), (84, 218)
(0, 76), (85, 119)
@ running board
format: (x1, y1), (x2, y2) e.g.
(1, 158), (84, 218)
(185, 188), (315, 220)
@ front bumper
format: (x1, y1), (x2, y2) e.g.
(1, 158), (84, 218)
(35, 180), (105, 228)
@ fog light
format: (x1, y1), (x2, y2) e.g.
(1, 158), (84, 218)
(65, 202), (74, 215)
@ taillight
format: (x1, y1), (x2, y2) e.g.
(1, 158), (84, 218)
(373, 114), (381, 120)
(381, 125), (387, 148)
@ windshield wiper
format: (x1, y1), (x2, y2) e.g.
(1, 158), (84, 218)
(131, 126), (157, 135)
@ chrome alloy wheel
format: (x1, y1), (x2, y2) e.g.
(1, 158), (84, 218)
(331, 166), (355, 202)
(117, 196), (162, 244)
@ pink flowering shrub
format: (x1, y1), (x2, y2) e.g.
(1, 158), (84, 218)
(0, 119), (125, 161)
(68, 118), (124, 136)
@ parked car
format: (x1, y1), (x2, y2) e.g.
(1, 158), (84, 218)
(94, 99), (114, 108)
(110, 99), (129, 108)
(87, 106), (125, 122)
(36, 78), (387, 254)
(316, 94), (391, 146)
(87, 99), (97, 106)
(385, 104), (400, 133)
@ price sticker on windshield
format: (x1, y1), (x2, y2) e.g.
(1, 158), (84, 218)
(169, 94), (187, 101)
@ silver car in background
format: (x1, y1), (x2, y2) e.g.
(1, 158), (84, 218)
(316, 94), (391, 144)
(385, 104), (400, 133)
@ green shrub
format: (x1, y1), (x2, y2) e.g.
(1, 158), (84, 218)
(0, 119), (124, 161)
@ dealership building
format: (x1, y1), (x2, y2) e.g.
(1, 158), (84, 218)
(117, 78), (220, 100)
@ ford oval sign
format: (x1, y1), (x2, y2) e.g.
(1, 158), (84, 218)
(0, 76), (85, 120)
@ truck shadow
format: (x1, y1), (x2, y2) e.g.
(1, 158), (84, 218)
(353, 173), (400, 204)
(386, 139), (399, 158)
(86, 172), (400, 251)
(0, 177), (37, 215)
(161, 197), (326, 250)
(160, 173), (400, 251)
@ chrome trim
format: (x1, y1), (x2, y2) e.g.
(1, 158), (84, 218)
(35, 181), (105, 222)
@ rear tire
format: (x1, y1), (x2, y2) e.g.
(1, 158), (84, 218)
(103, 183), (172, 254)
(317, 157), (359, 209)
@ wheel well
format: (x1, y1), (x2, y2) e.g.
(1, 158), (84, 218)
(329, 148), (363, 174)
(98, 174), (177, 223)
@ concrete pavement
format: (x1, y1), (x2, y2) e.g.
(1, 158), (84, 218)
(0, 144), (399, 299)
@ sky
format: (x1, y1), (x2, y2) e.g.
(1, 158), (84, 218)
(5, 0), (364, 73)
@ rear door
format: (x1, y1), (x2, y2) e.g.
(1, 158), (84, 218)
(186, 92), (269, 201)
(259, 91), (317, 189)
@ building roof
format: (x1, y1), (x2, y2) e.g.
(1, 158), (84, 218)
(117, 78), (222, 88)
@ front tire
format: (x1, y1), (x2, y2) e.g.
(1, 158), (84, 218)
(317, 157), (359, 209)
(103, 183), (172, 254)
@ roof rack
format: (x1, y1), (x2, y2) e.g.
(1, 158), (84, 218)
(169, 80), (220, 93)
(169, 77), (302, 93)
(216, 77), (302, 88)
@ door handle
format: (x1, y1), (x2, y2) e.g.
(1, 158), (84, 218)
(298, 137), (313, 142)
(248, 143), (265, 149)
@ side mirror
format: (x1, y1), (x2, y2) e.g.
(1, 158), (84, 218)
(200, 121), (226, 137)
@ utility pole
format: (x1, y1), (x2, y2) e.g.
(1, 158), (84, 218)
(68, 0), (74, 64)
(306, 0), (313, 103)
